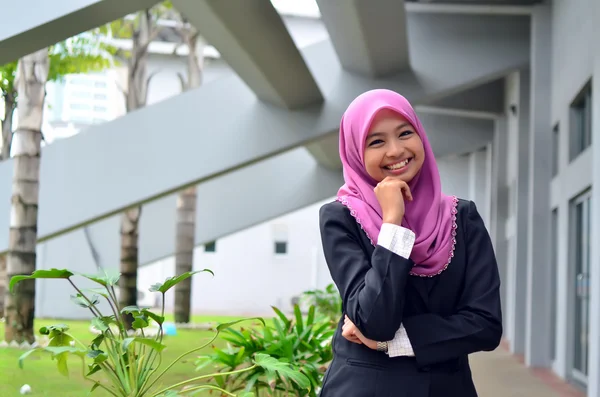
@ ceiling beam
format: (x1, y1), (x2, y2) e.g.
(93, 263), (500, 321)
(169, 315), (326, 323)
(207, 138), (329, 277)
(316, 0), (410, 77)
(172, 0), (323, 109)
(0, 0), (160, 65)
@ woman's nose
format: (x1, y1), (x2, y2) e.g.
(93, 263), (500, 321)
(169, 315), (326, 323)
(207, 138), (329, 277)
(386, 141), (405, 158)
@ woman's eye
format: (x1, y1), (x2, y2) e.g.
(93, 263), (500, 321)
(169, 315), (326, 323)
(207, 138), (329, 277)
(368, 139), (384, 146)
(399, 130), (413, 138)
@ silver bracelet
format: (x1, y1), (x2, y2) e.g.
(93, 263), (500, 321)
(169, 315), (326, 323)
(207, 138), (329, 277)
(376, 341), (388, 353)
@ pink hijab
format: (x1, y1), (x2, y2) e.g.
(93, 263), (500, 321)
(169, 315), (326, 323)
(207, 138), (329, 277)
(337, 89), (458, 277)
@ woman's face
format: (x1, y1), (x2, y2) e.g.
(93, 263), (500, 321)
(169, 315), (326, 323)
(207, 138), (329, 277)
(363, 109), (425, 183)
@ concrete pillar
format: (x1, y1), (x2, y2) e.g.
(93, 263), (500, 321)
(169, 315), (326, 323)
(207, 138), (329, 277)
(468, 147), (491, 226)
(491, 116), (509, 332)
(524, 2), (553, 368)
(586, 0), (600, 394)
(506, 70), (530, 355)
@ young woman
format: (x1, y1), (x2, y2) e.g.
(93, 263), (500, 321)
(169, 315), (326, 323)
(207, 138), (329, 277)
(318, 89), (502, 397)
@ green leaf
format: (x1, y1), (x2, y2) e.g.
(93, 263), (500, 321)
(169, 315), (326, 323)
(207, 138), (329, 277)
(70, 294), (100, 308)
(143, 309), (165, 325)
(89, 382), (102, 394)
(39, 324), (69, 336)
(149, 269), (214, 294)
(122, 337), (166, 353)
(90, 334), (105, 350)
(43, 346), (87, 377)
(18, 348), (41, 369)
(294, 305), (304, 335)
(121, 305), (142, 315)
(216, 317), (265, 332)
(253, 353), (311, 391)
(78, 269), (120, 287)
(132, 315), (149, 329)
(91, 317), (110, 333)
(306, 305), (316, 327)
(0, 62), (17, 97)
(9, 269), (74, 292)
(82, 288), (111, 300)
(270, 307), (291, 329)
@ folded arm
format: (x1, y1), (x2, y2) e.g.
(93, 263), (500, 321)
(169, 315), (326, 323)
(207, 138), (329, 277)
(319, 203), (415, 342)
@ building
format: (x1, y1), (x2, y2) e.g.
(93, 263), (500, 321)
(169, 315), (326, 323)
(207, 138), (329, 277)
(1, 0), (599, 395)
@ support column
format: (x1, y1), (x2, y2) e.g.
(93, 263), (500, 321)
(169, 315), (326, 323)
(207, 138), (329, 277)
(491, 116), (509, 332)
(586, 0), (600, 394)
(468, 148), (491, 226)
(525, 2), (553, 368)
(513, 70), (531, 355)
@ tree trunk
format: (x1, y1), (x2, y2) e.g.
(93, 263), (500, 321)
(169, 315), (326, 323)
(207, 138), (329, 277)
(119, 10), (153, 329)
(2, 92), (16, 160)
(0, 93), (16, 318)
(119, 207), (141, 326)
(4, 49), (49, 343)
(174, 32), (203, 324)
(0, 254), (6, 317)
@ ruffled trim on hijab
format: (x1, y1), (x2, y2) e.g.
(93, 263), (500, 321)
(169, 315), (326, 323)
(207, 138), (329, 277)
(337, 195), (459, 278)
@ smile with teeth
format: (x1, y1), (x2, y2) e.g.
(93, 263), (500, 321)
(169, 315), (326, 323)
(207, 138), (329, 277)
(385, 158), (411, 170)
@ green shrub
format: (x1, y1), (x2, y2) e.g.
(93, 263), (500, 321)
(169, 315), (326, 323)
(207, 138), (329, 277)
(197, 304), (334, 396)
(301, 283), (342, 325)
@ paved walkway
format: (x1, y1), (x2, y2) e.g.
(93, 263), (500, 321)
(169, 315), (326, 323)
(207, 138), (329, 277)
(471, 347), (584, 397)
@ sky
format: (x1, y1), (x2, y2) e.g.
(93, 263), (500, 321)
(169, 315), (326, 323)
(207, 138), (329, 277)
(270, 0), (321, 18)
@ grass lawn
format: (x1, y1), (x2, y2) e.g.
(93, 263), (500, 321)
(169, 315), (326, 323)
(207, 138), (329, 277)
(0, 314), (264, 397)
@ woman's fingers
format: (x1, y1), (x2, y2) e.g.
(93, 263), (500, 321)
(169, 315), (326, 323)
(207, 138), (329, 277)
(342, 319), (364, 345)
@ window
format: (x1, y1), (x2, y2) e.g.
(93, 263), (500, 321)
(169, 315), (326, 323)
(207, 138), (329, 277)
(271, 224), (288, 255)
(204, 241), (216, 253)
(569, 191), (591, 383)
(94, 106), (108, 112)
(569, 82), (592, 161)
(70, 103), (91, 110)
(94, 81), (107, 88)
(72, 91), (92, 99)
(274, 241), (287, 254)
(94, 93), (108, 100)
(552, 124), (560, 177)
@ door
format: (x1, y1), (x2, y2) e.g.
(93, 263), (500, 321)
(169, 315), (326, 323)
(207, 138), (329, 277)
(570, 191), (591, 385)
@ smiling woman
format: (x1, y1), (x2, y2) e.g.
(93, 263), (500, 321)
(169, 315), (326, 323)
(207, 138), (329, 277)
(318, 89), (502, 397)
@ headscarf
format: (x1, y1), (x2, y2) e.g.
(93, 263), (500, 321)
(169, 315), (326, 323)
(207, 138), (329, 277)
(337, 89), (457, 277)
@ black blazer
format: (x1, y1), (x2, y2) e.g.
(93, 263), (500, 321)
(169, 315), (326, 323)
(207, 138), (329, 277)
(318, 198), (502, 397)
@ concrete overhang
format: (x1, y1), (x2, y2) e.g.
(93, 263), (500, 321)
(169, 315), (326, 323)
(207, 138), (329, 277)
(0, 0), (161, 65)
(316, 0), (410, 77)
(172, 0), (323, 109)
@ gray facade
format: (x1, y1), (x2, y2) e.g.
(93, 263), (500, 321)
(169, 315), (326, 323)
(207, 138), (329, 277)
(1, 0), (599, 395)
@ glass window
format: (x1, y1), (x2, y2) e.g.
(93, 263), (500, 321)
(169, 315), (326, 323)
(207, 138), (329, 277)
(274, 241), (287, 254)
(204, 241), (216, 253)
(570, 191), (591, 384)
(569, 82), (592, 161)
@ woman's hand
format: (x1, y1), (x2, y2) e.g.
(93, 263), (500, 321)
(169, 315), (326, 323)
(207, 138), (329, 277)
(342, 315), (378, 350)
(374, 177), (413, 225)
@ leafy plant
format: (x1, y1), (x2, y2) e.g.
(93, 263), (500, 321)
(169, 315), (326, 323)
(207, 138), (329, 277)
(301, 284), (342, 325)
(9, 268), (305, 397)
(197, 304), (334, 396)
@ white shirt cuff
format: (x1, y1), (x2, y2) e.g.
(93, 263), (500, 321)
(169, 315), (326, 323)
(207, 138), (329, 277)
(377, 223), (415, 259)
(387, 323), (415, 357)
